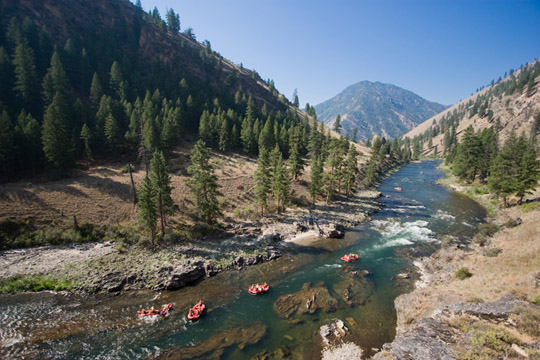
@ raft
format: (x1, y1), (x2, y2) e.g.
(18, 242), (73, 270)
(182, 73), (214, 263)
(341, 253), (359, 262)
(160, 302), (174, 316)
(248, 283), (270, 295)
(137, 308), (160, 317)
(394, 187), (402, 191)
(138, 302), (174, 317)
(187, 300), (205, 320)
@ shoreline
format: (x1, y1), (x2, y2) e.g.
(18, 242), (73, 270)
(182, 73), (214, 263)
(0, 189), (384, 295)
(374, 162), (540, 359)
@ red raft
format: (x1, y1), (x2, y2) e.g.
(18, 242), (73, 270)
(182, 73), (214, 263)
(394, 187), (403, 191)
(248, 283), (270, 295)
(187, 300), (205, 320)
(138, 303), (174, 317)
(341, 253), (359, 262)
(160, 302), (174, 316)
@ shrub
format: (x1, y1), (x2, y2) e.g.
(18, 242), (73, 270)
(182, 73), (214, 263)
(472, 234), (488, 247)
(471, 324), (519, 352)
(119, 163), (135, 174)
(502, 218), (521, 228)
(0, 275), (74, 293)
(456, 267), (473, 280)
(516, 306), (540, 337)
(482, 248), (502, 257)
(477, 223), (499, 237)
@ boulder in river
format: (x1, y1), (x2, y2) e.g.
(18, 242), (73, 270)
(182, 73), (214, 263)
(154, 323), (267, 359)
(332, 267), (375, 305)
(273, 282), (339, 319)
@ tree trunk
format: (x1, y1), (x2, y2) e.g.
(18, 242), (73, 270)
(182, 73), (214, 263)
(159, 196), (165, 237)
(128, 164), (137, 204)
(502, 196), (507, 208)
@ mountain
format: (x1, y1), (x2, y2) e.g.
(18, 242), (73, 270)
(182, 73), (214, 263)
(404, 60), (540, 157)
(313, 81), (447, 141)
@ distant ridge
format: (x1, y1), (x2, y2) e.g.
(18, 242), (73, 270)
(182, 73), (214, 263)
(314, 81), (447, 140)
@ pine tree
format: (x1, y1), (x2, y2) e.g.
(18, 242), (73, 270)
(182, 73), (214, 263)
(150, 151), (175, 236)
(0, 47), (13, 103)
(352, 127), (358, 143)
(104, 113), (121, 150)
(80, 123), (93, 163)
(333, 114), (342, 134)
(272, 153), (290, 213)
(364, 156), (378, 187)
(288, 126), (305, 181)
(42, 93), (73, 174)
(218, 117), (231, 152)
(138, 175), (157, 244)
(109, 61), (126, 100)
(515, 144), (539, 203)
(308, 155), (323, 203)
(89, 72), (103, 109)
(343, 146), (359, 197)
(292, 88), (299, 108)
(12, 38), (40, 113)
(452, 126), (482, 182)
(42, 50), (71, 106)
(166, 9), (180, 33)
(186, 140), (223, 224)
(15, 110), (41, 175)
(258, 116), (274, 151)
(0, 111), (15, 178)
(254, 146), (272, 214)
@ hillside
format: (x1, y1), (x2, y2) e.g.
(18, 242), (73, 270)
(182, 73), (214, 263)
(0, 0), (294, 181)
(313, 81), (447, 141)
(404, 60), (540, 156)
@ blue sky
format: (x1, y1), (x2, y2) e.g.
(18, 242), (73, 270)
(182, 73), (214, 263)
(138, 0), (540, 107)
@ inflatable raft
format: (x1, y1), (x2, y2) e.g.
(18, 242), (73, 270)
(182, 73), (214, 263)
(187, 300), (205, 320)
(341, 253), (359, 262)
(248, 283), (270, 295)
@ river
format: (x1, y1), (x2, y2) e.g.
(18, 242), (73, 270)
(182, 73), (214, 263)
(0, 160), (486, 359)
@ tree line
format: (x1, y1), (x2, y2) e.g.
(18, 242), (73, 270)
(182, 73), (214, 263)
(450, 124), (539, 207)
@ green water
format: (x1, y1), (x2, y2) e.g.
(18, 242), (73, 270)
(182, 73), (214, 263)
(0, 160), (486, 359)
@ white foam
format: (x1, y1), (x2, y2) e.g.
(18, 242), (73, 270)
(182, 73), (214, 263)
(462, 222), (474, 228)
(372, 219), (435, 249)
(433, 210), (455, 220)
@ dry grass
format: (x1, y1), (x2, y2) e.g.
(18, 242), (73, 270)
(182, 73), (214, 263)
(395, 183), (540, 336)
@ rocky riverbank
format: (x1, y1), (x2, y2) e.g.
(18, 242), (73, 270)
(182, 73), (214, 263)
(0, 190), (384, 295)
(374, 180), (540, 359)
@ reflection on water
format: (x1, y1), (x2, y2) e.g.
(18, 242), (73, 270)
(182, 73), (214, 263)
(0, 161), (486, 359)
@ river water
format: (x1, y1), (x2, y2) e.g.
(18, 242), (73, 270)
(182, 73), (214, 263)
(0, 160), (486, 359)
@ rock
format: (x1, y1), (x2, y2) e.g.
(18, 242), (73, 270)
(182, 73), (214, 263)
(203, 263), (218, 277)
(155, 323), (267, 359)
(511, 343), (529, 358)
(319, 319), (349, 348)
(105, 277), (126, 293)
(234, 256), (244, 266)
(293, 221), (307, 232)
(274, 282), (339, 318)
(444, 295), (527, 318)
(283, 334), (294, 341)
(373, 318), (458, 360)
(267, 250), (282, 261)
(376, 191), (383, 198)
(396, 272), (411, 279)
(252, 346), (291, 360)
(154, 263), (205, 291)
(320, 223), (345, 238)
